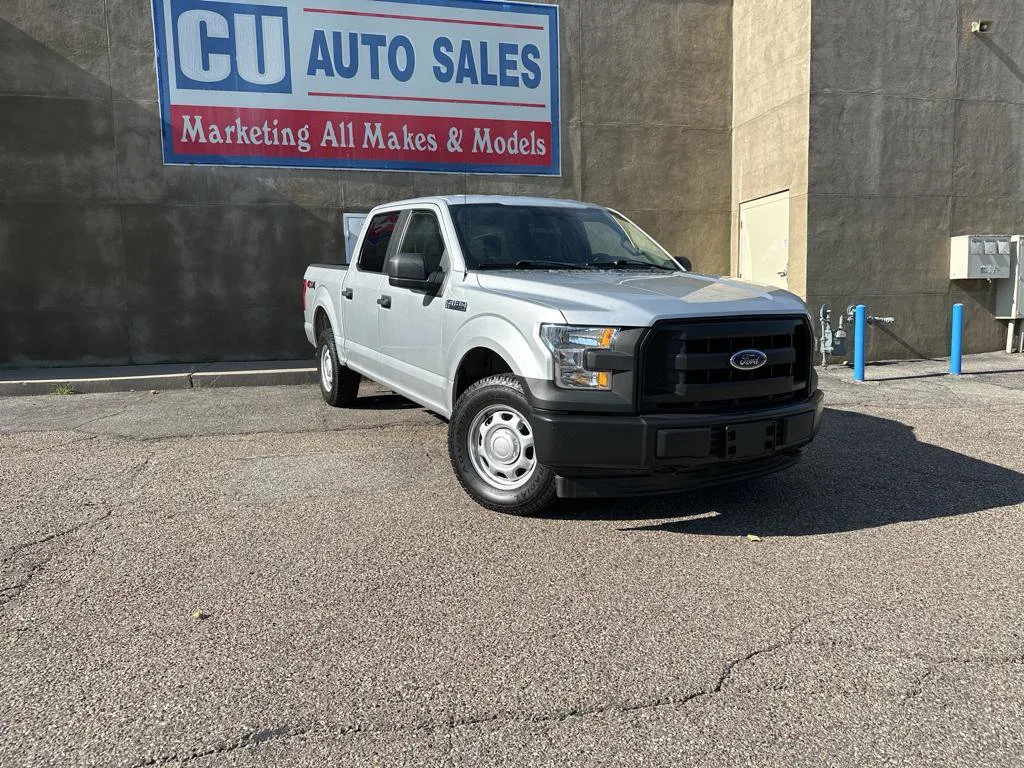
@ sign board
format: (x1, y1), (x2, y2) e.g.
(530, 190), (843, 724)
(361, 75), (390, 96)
(151, 0), (561, 175)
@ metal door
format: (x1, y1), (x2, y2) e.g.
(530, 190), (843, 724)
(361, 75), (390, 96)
(739, 191), (790, 290)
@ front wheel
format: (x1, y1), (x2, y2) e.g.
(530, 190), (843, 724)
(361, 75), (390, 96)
(448, 375), (557, 515)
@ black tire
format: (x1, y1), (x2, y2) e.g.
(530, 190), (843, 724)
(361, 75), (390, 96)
(448, 374), (557, 515)
(317, 329), (360, 407)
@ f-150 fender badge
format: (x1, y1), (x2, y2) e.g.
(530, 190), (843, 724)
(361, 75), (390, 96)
(445, 300), (468, 312)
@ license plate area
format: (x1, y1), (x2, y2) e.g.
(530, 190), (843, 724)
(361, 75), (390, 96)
(725, 421), (777, 459)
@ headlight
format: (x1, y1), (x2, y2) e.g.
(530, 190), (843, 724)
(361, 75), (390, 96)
(540, 325), (619, 390)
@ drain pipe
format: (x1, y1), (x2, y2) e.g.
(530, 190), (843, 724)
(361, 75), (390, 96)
(853, 304), (867, 382)
(950, 303), (964, 375)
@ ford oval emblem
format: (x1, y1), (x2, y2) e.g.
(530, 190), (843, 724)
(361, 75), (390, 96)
(729, 349), (768, 371)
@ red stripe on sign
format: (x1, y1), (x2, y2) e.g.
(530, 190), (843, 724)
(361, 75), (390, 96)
(170, 106), (553, 167)
(308, 91), (547, 109)
(301, 7), (546, 30)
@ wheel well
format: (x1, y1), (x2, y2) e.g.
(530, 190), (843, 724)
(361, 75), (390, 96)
(453, 348), (513, 402)
(314, 307), (331, 339)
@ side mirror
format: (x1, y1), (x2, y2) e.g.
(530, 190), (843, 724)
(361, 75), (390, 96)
(387, 252), (436, 289)
(675, 255), (693, 271)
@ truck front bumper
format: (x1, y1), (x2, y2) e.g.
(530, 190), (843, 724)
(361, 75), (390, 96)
(530, 391), (824, 499)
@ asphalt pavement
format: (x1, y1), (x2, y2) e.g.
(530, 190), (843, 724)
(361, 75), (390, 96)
(2, 354), (1024, 767)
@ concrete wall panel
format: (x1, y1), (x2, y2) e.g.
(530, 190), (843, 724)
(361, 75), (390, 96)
(951, 195), (1024, 236)
(1, 310), (131, 366)
(733, 96), (810, 202)
(806, 194), (952, 296)
(954, 101), (1024, 199)
(582, 0), (731, 130)
(732, 0), (810, 127)
(0, 6), (110, 99)
(128, 307), (302, 364)
(0, 203), (129, 365)
(0, 94), (117, 202)
(120, 204), (343, 313)
(0, 203), (125, 312)
(810, 92), (955, 197)
(583, 124), (730, 213)
(810, 0), (958, 99)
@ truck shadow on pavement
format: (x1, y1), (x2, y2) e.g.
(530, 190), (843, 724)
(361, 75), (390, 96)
(539, 408), (1024, 536)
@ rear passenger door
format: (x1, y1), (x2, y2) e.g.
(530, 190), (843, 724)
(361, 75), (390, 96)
(341, 210), (400, 374)
(376, 208), (449, 412)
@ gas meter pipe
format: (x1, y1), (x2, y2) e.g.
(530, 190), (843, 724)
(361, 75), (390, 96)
(853, 304), (867, 382)
(950, 303), (964, 375)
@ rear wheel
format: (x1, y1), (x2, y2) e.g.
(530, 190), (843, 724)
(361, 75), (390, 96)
(317, 330), (360, 407)
(448, 375), (557, 515)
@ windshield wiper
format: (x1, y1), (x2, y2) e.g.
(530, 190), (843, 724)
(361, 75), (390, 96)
(590, 259), (677, 271)
(476, 260), (589, 270)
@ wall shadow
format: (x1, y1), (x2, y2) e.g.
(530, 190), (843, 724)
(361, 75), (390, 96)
(536, 408), (1024, 536)
(979, 36), (1024, 83)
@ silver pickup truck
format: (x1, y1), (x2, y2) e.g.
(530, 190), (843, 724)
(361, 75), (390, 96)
(303, 195), (822, 515)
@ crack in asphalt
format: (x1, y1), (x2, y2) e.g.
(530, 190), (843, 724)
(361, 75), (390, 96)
(123, 616), (823, 764)
(127, 724), (311, 767)
(0, 455), (152, 610)
(0, 510), (111, 610)
(0, 432), (100, 457)
(412, 614), (824, 732)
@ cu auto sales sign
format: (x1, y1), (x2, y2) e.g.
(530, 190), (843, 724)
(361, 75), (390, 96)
(151, 0), (560, 175)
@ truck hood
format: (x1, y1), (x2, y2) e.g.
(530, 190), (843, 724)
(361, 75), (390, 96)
(473, 270), (809, 326)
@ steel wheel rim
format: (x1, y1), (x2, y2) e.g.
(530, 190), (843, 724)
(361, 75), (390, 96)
(320, 345), (334, 391)
(467, 405), (538, 491)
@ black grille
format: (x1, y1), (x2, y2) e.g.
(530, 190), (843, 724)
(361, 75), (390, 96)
(640, 317), (812, 413)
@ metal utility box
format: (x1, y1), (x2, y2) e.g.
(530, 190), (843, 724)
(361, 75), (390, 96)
(995, 236), (1024, 320)
(950, 235), (1012, 280)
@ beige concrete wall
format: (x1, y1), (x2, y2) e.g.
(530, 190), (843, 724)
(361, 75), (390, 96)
(806, 0), (1024, 359)
(731, 0), (812, 296)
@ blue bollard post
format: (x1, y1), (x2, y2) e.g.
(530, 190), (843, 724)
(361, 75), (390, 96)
(950, 303), (964, 375)
(853, 304), (867, 382)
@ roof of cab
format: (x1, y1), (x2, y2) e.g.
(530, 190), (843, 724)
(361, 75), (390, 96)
(375, 195), (599, 210)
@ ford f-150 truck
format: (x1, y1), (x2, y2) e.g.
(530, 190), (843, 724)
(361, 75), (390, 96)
(302, 196), (822, 515)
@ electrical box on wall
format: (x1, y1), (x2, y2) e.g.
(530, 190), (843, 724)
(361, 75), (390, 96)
(950, 235), (1012, 280)
(995, 236), (1024, 320)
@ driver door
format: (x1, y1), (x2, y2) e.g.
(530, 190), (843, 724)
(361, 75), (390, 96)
(376, 208), (449, 412)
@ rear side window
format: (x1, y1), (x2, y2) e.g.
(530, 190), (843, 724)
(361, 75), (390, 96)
(357, 212), (400, 273)
(396, 211), (446, 275)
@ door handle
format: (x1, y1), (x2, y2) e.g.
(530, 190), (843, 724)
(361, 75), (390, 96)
(341, 288), (353, 300)
(777, 270), (788, 278)
(377, 295), (392, 309)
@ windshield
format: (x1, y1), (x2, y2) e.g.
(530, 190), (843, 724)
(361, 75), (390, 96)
(448, 204), (680, 272)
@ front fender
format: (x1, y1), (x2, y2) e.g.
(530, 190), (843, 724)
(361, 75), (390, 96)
(446, 314), (551, 411)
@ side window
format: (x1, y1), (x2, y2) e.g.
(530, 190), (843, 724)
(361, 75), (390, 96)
(357, 211), (400, 273)
(396, 211), (446, 275)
